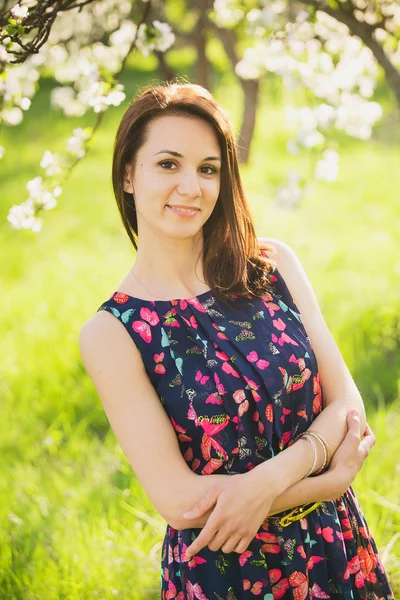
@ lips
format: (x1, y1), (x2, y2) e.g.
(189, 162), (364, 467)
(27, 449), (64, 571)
(167, 205), (200, 210)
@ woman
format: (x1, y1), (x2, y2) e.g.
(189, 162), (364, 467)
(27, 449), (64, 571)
(80, 81), (394, 599)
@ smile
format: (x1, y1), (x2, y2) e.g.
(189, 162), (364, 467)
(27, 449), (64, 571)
(166, 205), (200, 218)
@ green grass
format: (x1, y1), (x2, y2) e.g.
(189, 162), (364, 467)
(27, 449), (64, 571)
(1, 60), (400, 597)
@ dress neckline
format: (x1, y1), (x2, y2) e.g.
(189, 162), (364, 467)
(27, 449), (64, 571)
(112, 287), (214, 305)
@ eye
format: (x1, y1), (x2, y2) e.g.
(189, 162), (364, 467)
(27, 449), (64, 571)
(159, 160), (176, 170)
(158, 161), (218, 175)
(201, 165), (218, 175)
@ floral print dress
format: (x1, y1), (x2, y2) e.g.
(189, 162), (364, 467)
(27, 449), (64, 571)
(97, 257), (394, 600)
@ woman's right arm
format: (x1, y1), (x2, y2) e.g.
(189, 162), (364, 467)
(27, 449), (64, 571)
(79, 311), (229, 530)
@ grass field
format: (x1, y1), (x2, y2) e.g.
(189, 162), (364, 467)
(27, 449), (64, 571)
(1, 55), (400, 598)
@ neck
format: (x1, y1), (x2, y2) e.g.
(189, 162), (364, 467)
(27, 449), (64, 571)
(132, 230), (208, 297)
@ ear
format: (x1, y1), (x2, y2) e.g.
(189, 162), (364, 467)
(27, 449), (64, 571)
(123, 165), (134, 194)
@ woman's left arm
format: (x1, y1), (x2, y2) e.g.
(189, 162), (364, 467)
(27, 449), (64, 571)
(251, 237), (367, 493)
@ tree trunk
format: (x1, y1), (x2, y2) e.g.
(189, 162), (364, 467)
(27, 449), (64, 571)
(205, 19), (261, 163)
(238, 78), (260, 164)
(155, 50), (176, 83)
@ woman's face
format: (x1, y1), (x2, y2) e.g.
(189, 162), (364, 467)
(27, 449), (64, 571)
(123, 114), (221, 242)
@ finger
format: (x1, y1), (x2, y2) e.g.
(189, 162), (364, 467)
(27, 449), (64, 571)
(347, 410), (361, 438)
(183, 488), (218, 519)
(233, 538), (251, 554)
(362, 423), (374, 438)
(208, 528), (235, 553)
(184, 518), (220, 559)
(221, 535), (243, 554)
(360, 430), (376, 453)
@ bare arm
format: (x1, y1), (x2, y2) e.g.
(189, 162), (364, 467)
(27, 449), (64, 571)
(251, 238), (367, 496)
(79, 311), (232, 530)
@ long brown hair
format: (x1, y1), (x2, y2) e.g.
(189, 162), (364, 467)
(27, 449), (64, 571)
(112, 78), (276, 306)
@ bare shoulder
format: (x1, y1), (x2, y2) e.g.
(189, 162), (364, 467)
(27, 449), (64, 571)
(257, 236), (314, 309)
(257, 236), (294, 265)
(79, 310), (144, 374)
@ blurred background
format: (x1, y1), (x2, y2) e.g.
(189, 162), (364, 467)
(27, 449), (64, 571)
(1, 0), (400, 597)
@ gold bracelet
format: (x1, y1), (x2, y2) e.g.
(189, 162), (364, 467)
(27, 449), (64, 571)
(278, 501), (322, 527)
(297, 434), (317, 478)
(296, 431), (332, 475)
(303, 432), (327, 474)
(309, 431), (332, 473)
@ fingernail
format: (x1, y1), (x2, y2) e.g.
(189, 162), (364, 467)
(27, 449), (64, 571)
(183, 511), (193, 518)
(350, 409), (359, 417)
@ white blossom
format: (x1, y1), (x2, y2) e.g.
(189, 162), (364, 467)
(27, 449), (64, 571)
(66, 128), (91, 158)
(7, 200), (41, 232)
(1, 107), (23, 126)
(315, 149), (339, 182)
(40, 151), (63, 176)
(11, 3), (28, 19)
(214, 0), (244, 27)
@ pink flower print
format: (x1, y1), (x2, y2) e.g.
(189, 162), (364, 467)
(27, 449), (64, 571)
(169, 416), (193, 443)
(269, 568), (290, 600)
(113, 291), (129, 304)
(215, 350), (230, 361)
(316, 526), (334, 542)
(222, 361), (240, 378)
(163, 308), (180, 327)
(263, 300), (280, 316)
(195, 370), (210, 385)
(243, 580), (263, 595)
(212, 322), (229, 340)
(140, 307), (159, 325)
(164, 580), (184, 599)
(272, 318), (286, 331)
(279, 431), (291, 449)
(188, 556), (207, 570)
(186, 580), (208, 600)
(233, 388), (249, 416)
(256, 532), (281, 554)
(247, 350), (270, 370)
(265, 404), (273, 423)
(280, 407), (291, 425)
(238, 550), (253, 566)
(309, 583), (330, 598)
(154, 352), (166, 374)
(186, 297), (208, 313)
(253, 410), (264, 434)
(243, 375), (261, 401)
(205, 392), (223, 404)
(191, 458), (200, 471)
(297, 544), (306, 559)
(306, 555), (324, 574)
(214, 372), (227, 395)
(271, 331), (299, 347)
(132, 307), (160, 342)
(183, 447), (193, 462)
(344, 555), (365, 588)
(200, 418), (229, 461)
(182, 314), (198, 329)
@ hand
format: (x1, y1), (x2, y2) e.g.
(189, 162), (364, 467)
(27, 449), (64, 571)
(182, 470), (278, 560)
(325, 409), (376, 499)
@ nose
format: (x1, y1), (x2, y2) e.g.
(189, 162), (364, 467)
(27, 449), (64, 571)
(177, 169), (202, 198)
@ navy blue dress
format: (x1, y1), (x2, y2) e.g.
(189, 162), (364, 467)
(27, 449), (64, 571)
(97, 260), (393, 599)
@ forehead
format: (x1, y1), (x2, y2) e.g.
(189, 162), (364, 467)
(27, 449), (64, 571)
(143, 115), (220, 154)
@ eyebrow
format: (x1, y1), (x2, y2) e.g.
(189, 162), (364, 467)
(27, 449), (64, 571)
(154, 150), (221, 162)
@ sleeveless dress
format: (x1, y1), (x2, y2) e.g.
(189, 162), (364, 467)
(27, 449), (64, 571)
(96, 260), (394, 600)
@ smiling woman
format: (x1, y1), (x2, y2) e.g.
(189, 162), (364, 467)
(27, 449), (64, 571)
(79, 80), (394, 599)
